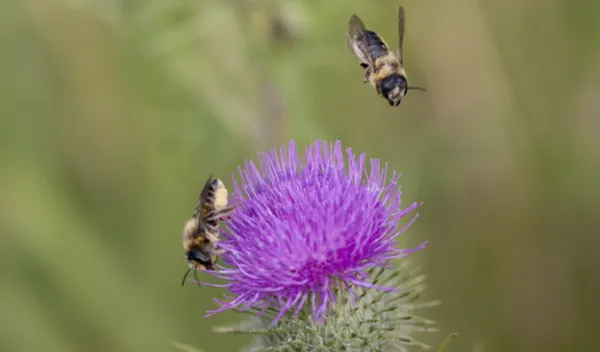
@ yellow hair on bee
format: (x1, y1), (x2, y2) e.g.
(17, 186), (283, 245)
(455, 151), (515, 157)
(212, 179), (230, 211)
(182, 218), (197, 243)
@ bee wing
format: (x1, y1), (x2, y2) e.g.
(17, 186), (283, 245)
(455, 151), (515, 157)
(193, 174), (214, 227)
(397, 6), (405, 65)
(347, 14), (375, 67)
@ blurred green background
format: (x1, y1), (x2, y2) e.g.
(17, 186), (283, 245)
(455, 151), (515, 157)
(2, 0), (599, 351)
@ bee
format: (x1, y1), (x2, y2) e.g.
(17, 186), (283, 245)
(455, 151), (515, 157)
(347, 6), (426, 107)
(181, 175), (236, 286)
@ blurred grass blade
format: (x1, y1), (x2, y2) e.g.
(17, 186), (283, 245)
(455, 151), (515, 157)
(172, 342), (205, 352)
(436, 333), (459, 352)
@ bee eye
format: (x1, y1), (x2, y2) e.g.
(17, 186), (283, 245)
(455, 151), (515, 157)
(189, 249), (211, 264)
(381, 75), (406, 95)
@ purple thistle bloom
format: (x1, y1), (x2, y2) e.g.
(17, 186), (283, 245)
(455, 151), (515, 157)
(204, 140), (427, 325)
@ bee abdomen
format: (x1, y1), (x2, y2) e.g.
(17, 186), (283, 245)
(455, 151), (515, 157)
(364, 30), (389, 60)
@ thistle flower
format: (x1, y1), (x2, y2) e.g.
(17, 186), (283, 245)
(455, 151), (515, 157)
(204, 140), (428, 326)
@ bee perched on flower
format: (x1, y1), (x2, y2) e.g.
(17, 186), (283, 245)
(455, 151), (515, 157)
(202, 139), (429, 333)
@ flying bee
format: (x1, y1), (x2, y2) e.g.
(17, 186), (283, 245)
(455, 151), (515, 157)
(181, 175), (236, 287)
(347, 6), (426, 107)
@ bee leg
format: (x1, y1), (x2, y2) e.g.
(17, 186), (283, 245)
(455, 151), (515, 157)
(205, 231), (220, 242)
(193, 266), (203, 289)
(219, 205), (237, 219)
(205, 206), (236, 223)
(363, 67), (372, 83)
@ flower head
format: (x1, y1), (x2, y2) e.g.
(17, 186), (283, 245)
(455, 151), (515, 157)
(205, 140), (427, 325)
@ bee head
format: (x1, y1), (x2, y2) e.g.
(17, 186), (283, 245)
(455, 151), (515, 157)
(186, 249), (215, 271)
(380, 74), (408, 107)
(181, 249), (216, 286)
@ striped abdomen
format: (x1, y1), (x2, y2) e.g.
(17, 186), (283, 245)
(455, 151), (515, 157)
(363, 30), (390, 60)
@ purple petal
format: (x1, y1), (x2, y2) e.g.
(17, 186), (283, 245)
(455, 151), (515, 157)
(199, 140), (427, 324)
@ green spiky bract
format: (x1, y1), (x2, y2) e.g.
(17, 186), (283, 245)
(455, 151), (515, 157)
(214, 262), (440, 352)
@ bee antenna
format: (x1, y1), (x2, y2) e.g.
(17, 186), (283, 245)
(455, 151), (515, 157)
(181, 267), (191, 287)
(408, 86), (426, 91)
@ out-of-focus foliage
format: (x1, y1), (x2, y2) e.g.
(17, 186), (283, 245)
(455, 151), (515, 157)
(1, 0), (599, 351)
